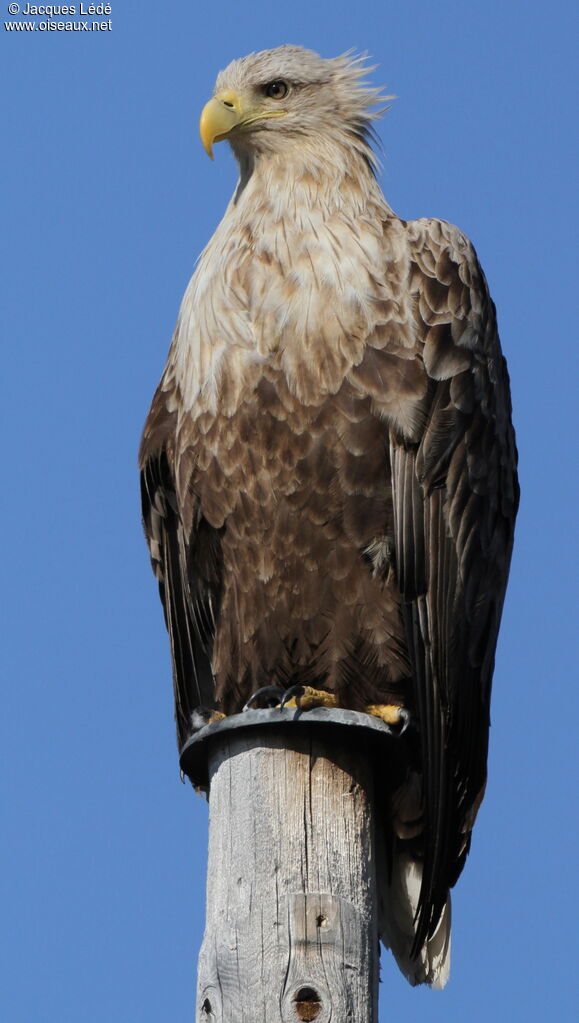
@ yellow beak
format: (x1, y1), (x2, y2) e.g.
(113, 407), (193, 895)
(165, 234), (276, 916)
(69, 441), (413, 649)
(199, 90), (288, 158)
(199, 91), (243, 159)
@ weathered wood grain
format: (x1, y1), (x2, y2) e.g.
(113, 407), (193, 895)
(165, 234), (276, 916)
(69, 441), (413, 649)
(196, 726), (378, 1022)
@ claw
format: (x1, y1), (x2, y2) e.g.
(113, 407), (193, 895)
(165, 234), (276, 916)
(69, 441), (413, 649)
(243, 685), (286, 711)
(281, 685), (339, 710)
(190, 707), (225, 732)
(365, 704), (409, 730)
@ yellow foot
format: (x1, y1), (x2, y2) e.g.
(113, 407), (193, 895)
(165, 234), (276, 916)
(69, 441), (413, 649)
(208, 711), (226, 724)
(283, 686), (339, 710)
(365, 703), (406, 726)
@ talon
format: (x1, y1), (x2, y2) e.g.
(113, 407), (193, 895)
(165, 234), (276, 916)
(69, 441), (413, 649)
(243, 685), (286, 711)
(281, 685), (339, 710)
(366, 703), (409, 729)
(190, 706), (225, 732)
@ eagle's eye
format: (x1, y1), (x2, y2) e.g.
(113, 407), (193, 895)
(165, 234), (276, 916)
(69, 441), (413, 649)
(265, 80), (289, 99)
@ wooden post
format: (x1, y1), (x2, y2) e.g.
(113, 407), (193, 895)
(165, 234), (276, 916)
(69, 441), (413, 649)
(181, 709), (398, 1023)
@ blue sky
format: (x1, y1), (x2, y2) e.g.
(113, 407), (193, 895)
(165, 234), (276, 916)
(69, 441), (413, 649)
(2, 1), (577, 1019)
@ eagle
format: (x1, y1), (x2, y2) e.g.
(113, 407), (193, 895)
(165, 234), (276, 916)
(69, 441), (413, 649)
(139, 46), (518, 988)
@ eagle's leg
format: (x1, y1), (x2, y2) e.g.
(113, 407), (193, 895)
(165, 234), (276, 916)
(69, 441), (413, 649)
(280, 685), (339, 710)
(243, 685), (286, 711)
(365, 703), (409, 728)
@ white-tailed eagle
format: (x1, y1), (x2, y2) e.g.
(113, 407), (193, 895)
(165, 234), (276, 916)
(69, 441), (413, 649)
(139, 46), (518, 988)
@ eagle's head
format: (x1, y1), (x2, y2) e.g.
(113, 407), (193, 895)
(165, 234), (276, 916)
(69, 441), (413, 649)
(200, 45), (390, 168)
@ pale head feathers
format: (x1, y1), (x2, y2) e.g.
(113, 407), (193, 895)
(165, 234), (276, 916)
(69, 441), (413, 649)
(173, 47), (401, 417)
(212, 45), (393, 169)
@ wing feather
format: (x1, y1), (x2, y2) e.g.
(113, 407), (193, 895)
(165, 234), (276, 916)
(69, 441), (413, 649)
(139, 386), (220, 749)
(390, 219), (518, 952)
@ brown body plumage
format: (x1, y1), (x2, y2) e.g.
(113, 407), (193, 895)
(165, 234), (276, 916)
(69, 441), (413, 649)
(140, 46), (518, 987)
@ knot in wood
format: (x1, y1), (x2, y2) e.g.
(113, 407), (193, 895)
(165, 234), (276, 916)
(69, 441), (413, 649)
(294, 986), (322, 1022)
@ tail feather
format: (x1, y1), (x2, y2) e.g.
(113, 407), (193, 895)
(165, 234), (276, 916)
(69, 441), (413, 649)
(379, 851), (451, 989)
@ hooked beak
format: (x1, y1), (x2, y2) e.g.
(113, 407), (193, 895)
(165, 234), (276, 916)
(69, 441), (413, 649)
(199, 89), (287, 158)
(199, 91), (244, 159)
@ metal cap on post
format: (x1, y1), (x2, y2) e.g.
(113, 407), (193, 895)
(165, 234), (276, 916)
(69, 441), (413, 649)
(181, 708), (407, 1023)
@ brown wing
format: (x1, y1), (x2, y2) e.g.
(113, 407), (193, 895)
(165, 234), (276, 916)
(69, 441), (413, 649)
(139, 384), (221, 749)
(390, 218), (519, 953)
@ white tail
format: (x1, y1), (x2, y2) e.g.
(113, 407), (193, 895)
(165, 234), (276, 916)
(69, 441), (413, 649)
(379, 851), (451, 988)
